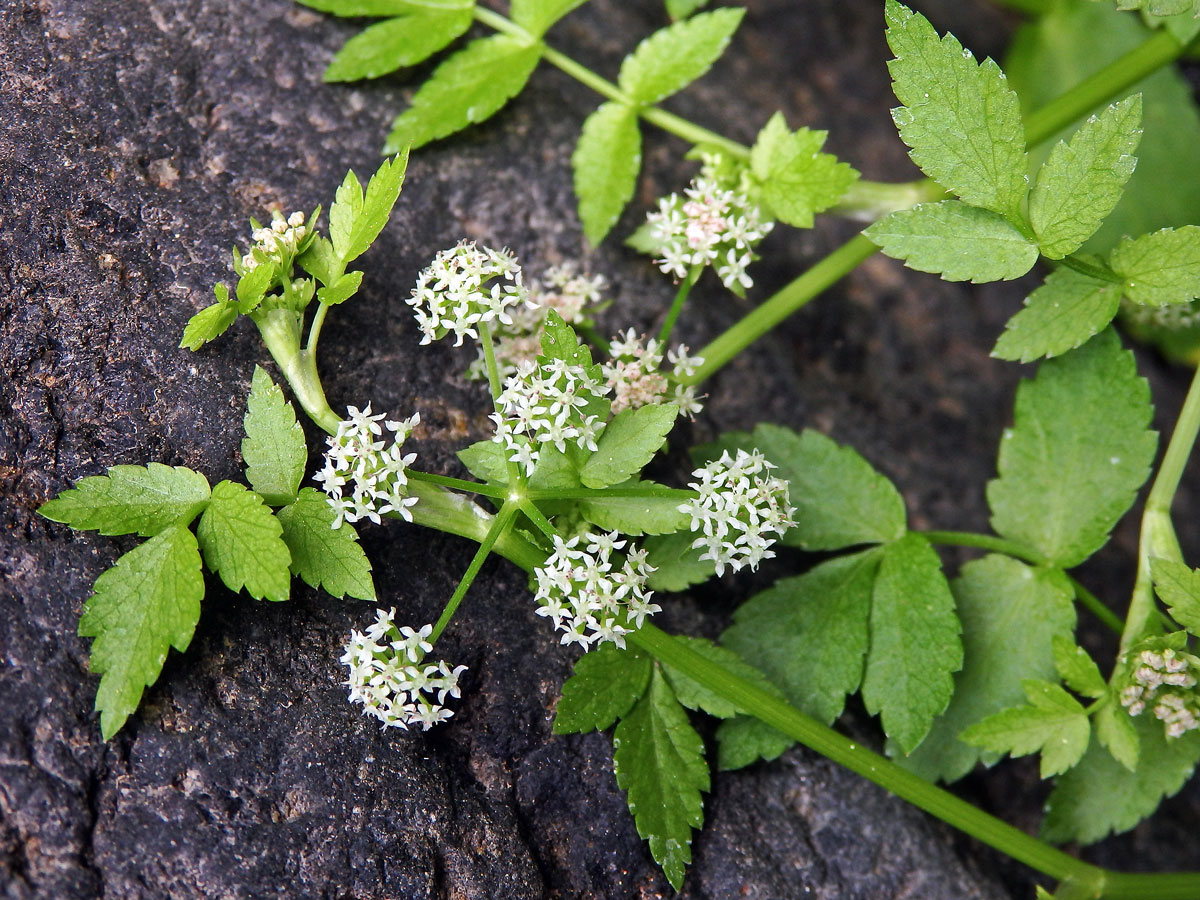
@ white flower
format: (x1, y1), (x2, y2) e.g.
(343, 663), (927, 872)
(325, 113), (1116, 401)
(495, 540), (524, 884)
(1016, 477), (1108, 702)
(533, 531), (659, 649)
(314, 406), (421, 528)
(341, 608), (467, 731)
(1120, 644), (1200, 738)
(601, 330), (706, 419)
(242, 209), (309, 271)
(407, 240), (529, 346)
(645, 169), (772, 291)
(678, 448), (795, 576)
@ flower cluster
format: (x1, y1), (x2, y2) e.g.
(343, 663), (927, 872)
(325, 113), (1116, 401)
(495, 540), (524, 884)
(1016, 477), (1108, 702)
(646, 174), (773, 291)
(491, 358), (611, 474)
(679, 448), (796, 576)
(467, 264), (606, 381)
(341, 608), (467, 731)
(603, 329), (705, 418)
(533, 531), (660, 649)
(1122, 298), (1200, 332)
(313, 405), (420, 527)
(1119, 645), (1200, 738)
(407, 241), (528, 346)
(242, 210), (309, 271)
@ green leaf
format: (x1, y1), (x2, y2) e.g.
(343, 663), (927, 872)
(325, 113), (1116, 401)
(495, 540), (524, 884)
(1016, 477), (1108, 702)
(1151, 558), (1200, 634)
(277, 488), (376, 601)
(862, 533), (961, 755)
(241, 366), (306, 505)
(329, 153), (409, 265)
(992, 267), (1122, 363)
(613, 667), (709, 892)
(235, 252), (275, 313)
(960, 680), (1090, 778)
(899, 555), (1075, 783)
(1052, 635), (1108, 699)
(723, 551), (878, 724)
(715, 715), (793, 771)
(573, 101), (642, 246)
(1094, 699), (1140, 772)
(383, 35), (542, 153)
(660, 636), (781, 720)
(987, 328), (1157, 568)
(579, 482), (688, 536)
(617, 8), (744, 106)
(1042, 714), (1200, 844)
(329, 169), (363, 266)
(458, 439), (508, 484)
(196, 481), (291, 602)
(78, 524), (205, 739)
(296, 0), (471, 14)
(554, 643), (651, 734)
(511, 0), (586, 38)
(1029, 95), (1143, 259)
(324, 9), (474, 82)
(180, 291), (237, 351)
(530, 446), (581, 490)
(316, 270), (364, 306)
(539, 310), (597, 370)
(643, 530), (715, 591)
(750, 115), (859, 228)
(883, 1), (1027, 218)
(864, 201), (1039, 284)
(665, 0), (710, 18)
(1005, 0), (1200, 254)
(298, 236), (339, 287)
(1110, 225), (1200, 307)
(40, 463), (211, 537)
(581, 404), (678, 489)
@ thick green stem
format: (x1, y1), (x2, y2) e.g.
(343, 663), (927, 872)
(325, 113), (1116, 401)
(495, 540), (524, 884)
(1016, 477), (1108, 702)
(429, 501), (518, 642)
(831, 178), (949, 221)
(685, 234), (879, 384)
(628, 623), (1108, 889)
(254, 309), (341, 434)
(527, 485), (695, 501)
(658, 265), (702, 344)
(407, 469), (509, 499)
(405, 482), (543, 572)
(1122, 364), (1200, 651)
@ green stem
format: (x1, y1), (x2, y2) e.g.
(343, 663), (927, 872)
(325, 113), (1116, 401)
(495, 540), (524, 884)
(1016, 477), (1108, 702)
(1101, 871), (1200, 900)
(1067, 575), (1126, 636)
(429, 500), (517, 642)
(527, 486), (694, 501)
(1059, 254), (1122, 285)
(519, 499), (559, 542)
(628, 623), (1108, 889)
(831, 178), (949, 221)
(480, 320), (524, 489)
(685, 234), (880, 385)
(405, 482), (543, 572)
(658, 264), (702, 344)
(407, 469), (509, 499)
(1023, 29), (1188, 147)
(306, 301), (331, 356)
(1122, 363), (1200, 651)
(253, 309), (341, 434)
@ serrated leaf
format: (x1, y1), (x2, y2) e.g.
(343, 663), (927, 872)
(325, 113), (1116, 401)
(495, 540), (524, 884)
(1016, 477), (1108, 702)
(40, 463), (210, 537)
(752, 117), (859, 229)
(298, 236), (339, 287)
(992, 267), (1121, 363)
(987, 328), (1157, 568)
(329, 169), (363, 266)
(1042, 714), (1200, 844)
(1151, 558), (1200, 634)
(660, 636), (782, 720)
(884, 1), (1027, 218)
(899, 555), (1075, 783)
(617, 8), (744, 106)
(196, 481), (291, 602)
(324, 9), (473, 82)
(961, 680), (1090, 777)
(573, 101), (641, 246)
(277, 488), (375, 601)
(241, 367), (306, 505)
(613, 667), (709, 891)
(511, 0), (586, 38)
(78, 524), (204, 739)
(715, 715), (793, 771)
(1029, 95), (1142, 259)
(579, 482), (688, 536)
(458, 439), (508, 484)
(235, 252), (275, 313)
(553, 643), (651, 734)
(1110, 225), (1200, 307)
(540, 310), (597, 370)
(643, 530), (715, 591)
(581, 404), (677, 489)
(862, 533), (961, 754)
(329, 154), (409, 266)
(1094, 699), (1140, 771)
(180, 297), (237, 351)
(865, 201), (1039, 284)
(384, 35), (542, 153)
(317, 270), (364, 306)
(1052, 635), (1107, 699)
(723, 550), (878, 724)
(530, 446), (581, 490)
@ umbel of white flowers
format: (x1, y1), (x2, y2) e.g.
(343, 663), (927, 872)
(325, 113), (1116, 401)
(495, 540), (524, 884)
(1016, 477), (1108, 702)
(314, 405), (421, 528)
(679, 448), (796, 576)
(341, 608), (467, 730)
(407, 240), (528, 346)
(242, 209), (309, 271)
(1120, 646), (1200, 738)
(533, 530), (660, 650)
(604, 329), (705, 418)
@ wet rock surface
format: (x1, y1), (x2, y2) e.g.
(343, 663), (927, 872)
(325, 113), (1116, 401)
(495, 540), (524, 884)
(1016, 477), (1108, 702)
(2, 0), (1198, 897)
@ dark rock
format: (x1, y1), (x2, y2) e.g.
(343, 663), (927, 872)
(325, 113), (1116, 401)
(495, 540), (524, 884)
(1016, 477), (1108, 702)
(2, 0), (1197, 898)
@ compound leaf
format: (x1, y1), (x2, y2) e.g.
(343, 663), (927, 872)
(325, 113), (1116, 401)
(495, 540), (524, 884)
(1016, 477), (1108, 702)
(960, 680), (1090, 778)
